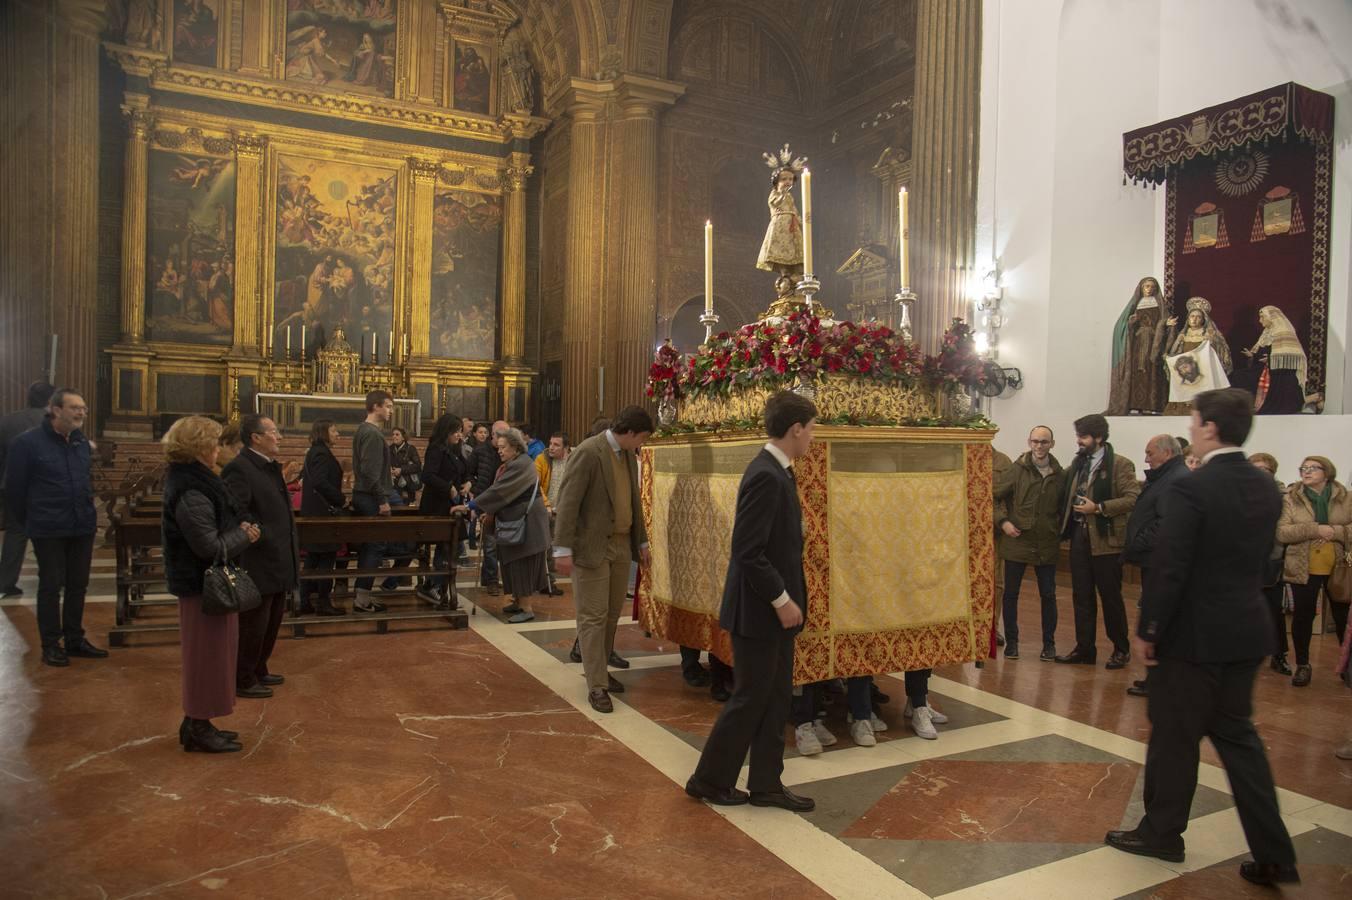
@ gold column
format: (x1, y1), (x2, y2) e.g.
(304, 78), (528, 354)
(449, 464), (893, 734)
(231, 134), (268, 355)
(499, 155), (533, 364)
(407, 158), (440, 361)
(119, 108), (152, 344)
(608, 76), (683, 414)
(911, 0), (981, 351)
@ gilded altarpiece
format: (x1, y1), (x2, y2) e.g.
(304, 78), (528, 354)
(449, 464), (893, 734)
(430, 187), (501, 361)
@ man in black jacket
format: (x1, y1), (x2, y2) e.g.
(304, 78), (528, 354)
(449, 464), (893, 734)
(1122, 434), (1190, 698)
(0, 380), (54, 597)
(1107, 389), (1298, 887)
(223, 415), (299, 699)
(469, 419), (508, 594)
(686, 391), (816, 813)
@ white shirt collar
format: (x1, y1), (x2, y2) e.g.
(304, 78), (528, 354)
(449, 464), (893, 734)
(1203, 446), (1245, 463)
(763, 442), (793, 469)
(249, 447), (274, 464)
(604, 430), (622, 455)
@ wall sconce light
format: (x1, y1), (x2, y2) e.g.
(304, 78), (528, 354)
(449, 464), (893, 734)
(974, 263), (1003, 359)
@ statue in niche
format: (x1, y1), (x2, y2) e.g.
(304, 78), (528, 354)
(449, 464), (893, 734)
(1238, 305), (1312, 414)
(502, 36), (534, 114)
(123, 0), (162, 50)
(756, 144), (808, 299)
(1106, 276), (1170, 415)
(1162, 297), (1232, 413)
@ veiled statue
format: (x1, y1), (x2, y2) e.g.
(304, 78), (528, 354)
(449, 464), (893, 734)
(756, 144), (807, 299)
(1162, 297), (1232, 413)
(1106, 276), (1170, 415)
(1239, 305), (1311, 414)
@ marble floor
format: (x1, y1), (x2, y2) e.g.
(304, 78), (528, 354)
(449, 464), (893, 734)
(1, 549), (1349, 899)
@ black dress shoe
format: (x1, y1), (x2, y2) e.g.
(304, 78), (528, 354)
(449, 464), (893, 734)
(236, 684), (273, 699)
(569, 638), (583, 663)
(683, 668), (712, 688)
(710, 683), (731, 703)
(1238, 861), (1300, 885)
(183, 719), (242, 754)
(684, 777), (748, 806)
(1269, 654), (1293, 676)
(606, 675), (625, 693)
(1104, 829), (1184, 862)
(179, 717), (238, 744)
(42, 646), (70, 667)
(608, 651), (630, 669)
(870, 683), (890, 704)
(258, 674), (284, 686)
(546, 586), (565, 597)
(66, 638), (108, 659)
(588, 689), (613, 713)
(1054, 650), (1096, 665)
(1292, 664), (1312, 686)
(995, 633), (1006, 647)
(1, 587), (21, 598)
(1126, 683), (1149, 697)
(1105, 650), (1131, 670)
(314, 604), (347, 616)
(749, 785), (815, 812)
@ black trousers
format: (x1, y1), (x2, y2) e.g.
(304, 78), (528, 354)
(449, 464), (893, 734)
(1289, 575), (1329, 666)
(237, 590), (287, 688)
(0, 513), (28, 592)
(31, 534), (94, 649)
(1263, 583), (1288, 656)
(693, 632), (794, 793)
(681, 646), (733, 686)
(1140, 658), (1295, 864)
(1069, 526), (1128, 656)
(302, 551), (338, 607)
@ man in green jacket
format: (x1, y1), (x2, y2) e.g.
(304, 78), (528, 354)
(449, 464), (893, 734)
(994, 426), (1065, 661)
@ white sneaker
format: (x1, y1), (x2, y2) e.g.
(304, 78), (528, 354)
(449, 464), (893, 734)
(811, 719), (838, 746)
(846, 712), (889, 732)
(850, 718), (877, 747)
(909, 706), (938, 740)
(904, 700), (948, 724)
(795, 722), (823, 756)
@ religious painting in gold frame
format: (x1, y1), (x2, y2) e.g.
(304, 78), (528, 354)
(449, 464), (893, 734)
(171, 0), (224, 68)
(430, 188), (501, 360)
(272, 153), (398, 357)
(449, 40), (495, 116)
(284, 0), (398, 98)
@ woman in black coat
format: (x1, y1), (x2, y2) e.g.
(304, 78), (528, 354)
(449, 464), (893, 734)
(391, 427), (422, 506)
(417, 414), (467, 607)
(299, 420), (346, 616)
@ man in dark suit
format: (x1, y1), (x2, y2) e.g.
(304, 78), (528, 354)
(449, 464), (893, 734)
(1106, 389), (1298, 886)
(686, 390), (817, 812)
(223, 415), (300, 699)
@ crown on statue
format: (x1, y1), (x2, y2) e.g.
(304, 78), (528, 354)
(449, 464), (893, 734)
(762, 143), (808, 179)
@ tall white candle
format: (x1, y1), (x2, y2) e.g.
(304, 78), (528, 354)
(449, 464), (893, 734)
(300, 324), (306, 352)
(704, 220), (713, 314)
(898, 187), (910, 289)
(388, 330), (394, 363)
(801, 169), (813, 276)
(286, 326), (292, 353)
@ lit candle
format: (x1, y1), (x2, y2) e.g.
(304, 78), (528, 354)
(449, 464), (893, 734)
(389, 330), (394, 363)
(371, 332), (377, 361)
(704, 220), (713, 315)
(801, 169), (813, 276)
(300, 324), (306, 353)
(286, 326), (292, 356)
(898, 187), (909, 289)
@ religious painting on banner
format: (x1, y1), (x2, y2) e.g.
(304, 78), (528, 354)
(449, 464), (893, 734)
(172, 0), (219, 67)
(451, 42), (493, 115)
(285, 1), (396, 98)
(430, 188), (501, 360)
(272, 155), (397, 355)
(145, 148), (236, 345)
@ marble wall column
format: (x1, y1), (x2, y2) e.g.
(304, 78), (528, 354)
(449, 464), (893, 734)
(231, 136), (268, 355)
(500, 155), (533, 365)
(911, 0), (982, 351)
(0, 0), (105, 410)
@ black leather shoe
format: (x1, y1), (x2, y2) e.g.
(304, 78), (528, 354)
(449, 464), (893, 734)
(683, 668), (712, 688)
(995, 633), (1005, 647)
(1104, 829), (1184, 862)
(314, 604), (347, 617)
(236, 684), (273, 699)
(608, 651), (630, 669)
(1040, 645), (1057, 661)
(546, 585), (565, 597)
(1054, 650), (1096, 665)
(258, 674), (284, 686)
(870, 682), (890, 705)
(569, 638), (583, 663)
(1292, 664), (1312, 687)
(1270, 654), (1293, 676)
(66, 638), (108, 659)
(749, 785), (815, 812)
(711, 683), (731, 703)
(1105, 650), (1131, 670)
(588, 689), (613, 713)
(1238, 861), (1300, 885)
(1, 587), (21, 598)
(42, 646), (70, 667)
(1126, 683), (1148, 697)
(685, 777), (748, 806)
(180, 717), (238, 744)
(606, 675), (625, 693)
(183, 719), (242, 754)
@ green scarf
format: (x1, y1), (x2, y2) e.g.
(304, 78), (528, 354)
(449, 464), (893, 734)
(1303, 483), (1331, 525)
(1069, 442), (1116, 537)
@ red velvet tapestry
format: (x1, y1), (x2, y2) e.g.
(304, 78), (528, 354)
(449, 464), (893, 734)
(1123, 83), (1334, 411)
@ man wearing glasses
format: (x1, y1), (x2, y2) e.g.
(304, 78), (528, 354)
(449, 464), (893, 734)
(3, 389), (106, 667)
(223, 415), (299, 698)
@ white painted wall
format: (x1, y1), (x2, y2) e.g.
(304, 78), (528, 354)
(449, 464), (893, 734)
(976, 0), (1352, 480)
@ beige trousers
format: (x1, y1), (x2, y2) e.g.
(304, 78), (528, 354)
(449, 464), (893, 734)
(573, 533), (631, 691)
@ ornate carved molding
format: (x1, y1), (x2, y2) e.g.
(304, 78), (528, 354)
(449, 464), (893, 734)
(103, 42), (168, 78)
(501, 164), (534, 192)
(408, 158), (443, 183)
(232, 133), (269, 159)
(439, 0), (518, 44)
(149, 126), (235, 155)
(124, 108), (155, 141)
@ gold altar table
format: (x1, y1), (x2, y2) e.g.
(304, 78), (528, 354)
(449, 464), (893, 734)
(638, 426), (997, 683)
(255, 393), (422, 436)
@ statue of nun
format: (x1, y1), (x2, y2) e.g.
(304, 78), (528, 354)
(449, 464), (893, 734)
(1106, 276), (1171, 415)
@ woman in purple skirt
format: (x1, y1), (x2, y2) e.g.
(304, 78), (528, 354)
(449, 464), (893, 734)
(161, 416), (261, 753)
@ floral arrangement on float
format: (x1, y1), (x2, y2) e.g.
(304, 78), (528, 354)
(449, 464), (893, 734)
(649, 314), (995, 432)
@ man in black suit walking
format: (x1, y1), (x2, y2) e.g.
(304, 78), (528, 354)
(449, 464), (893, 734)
(686, 391), (817, 812)
(1106, 389), (1298, 886)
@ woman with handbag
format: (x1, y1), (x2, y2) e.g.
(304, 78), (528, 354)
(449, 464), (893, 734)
(417, 414), (468, 608)
(1277, 455), (1352, 687)
(161, 416), (261, 754)
(299, 420), (347, 617)
(452, 427), (548, 623)
(390, 427), (422, 506)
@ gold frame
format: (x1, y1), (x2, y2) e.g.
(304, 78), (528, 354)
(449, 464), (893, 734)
(446, 37), (497, 117)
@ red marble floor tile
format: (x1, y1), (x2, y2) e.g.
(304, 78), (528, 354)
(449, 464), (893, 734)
(843, 758), (1140, 843)
(1138, 864), (1349, 899)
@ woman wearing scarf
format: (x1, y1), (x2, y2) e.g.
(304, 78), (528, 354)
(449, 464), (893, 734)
(1162, 297), (1232, 415)
(1242, 305), (1310, 414)
(1276, 455), (1351, 687)
(1106, 276), (1170, 415)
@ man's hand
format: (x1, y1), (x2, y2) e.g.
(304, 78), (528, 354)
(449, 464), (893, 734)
(282, 460), (302, 483)
(378, 502), (391, 516)
(639, 546), (652, 568)
(555, 554), (573, 577)
(1001, 521), (1022, 538)
(1131, 634), (1157, 667)
(776, 600), (803, 630)
(1072, 497), (1099, 516)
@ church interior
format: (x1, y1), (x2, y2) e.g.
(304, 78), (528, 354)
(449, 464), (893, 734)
(1, 0), (1351, 897)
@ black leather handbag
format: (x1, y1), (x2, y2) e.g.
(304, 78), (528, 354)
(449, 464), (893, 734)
(201, 549), (262, 616)
(494, 480), (538, 547)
